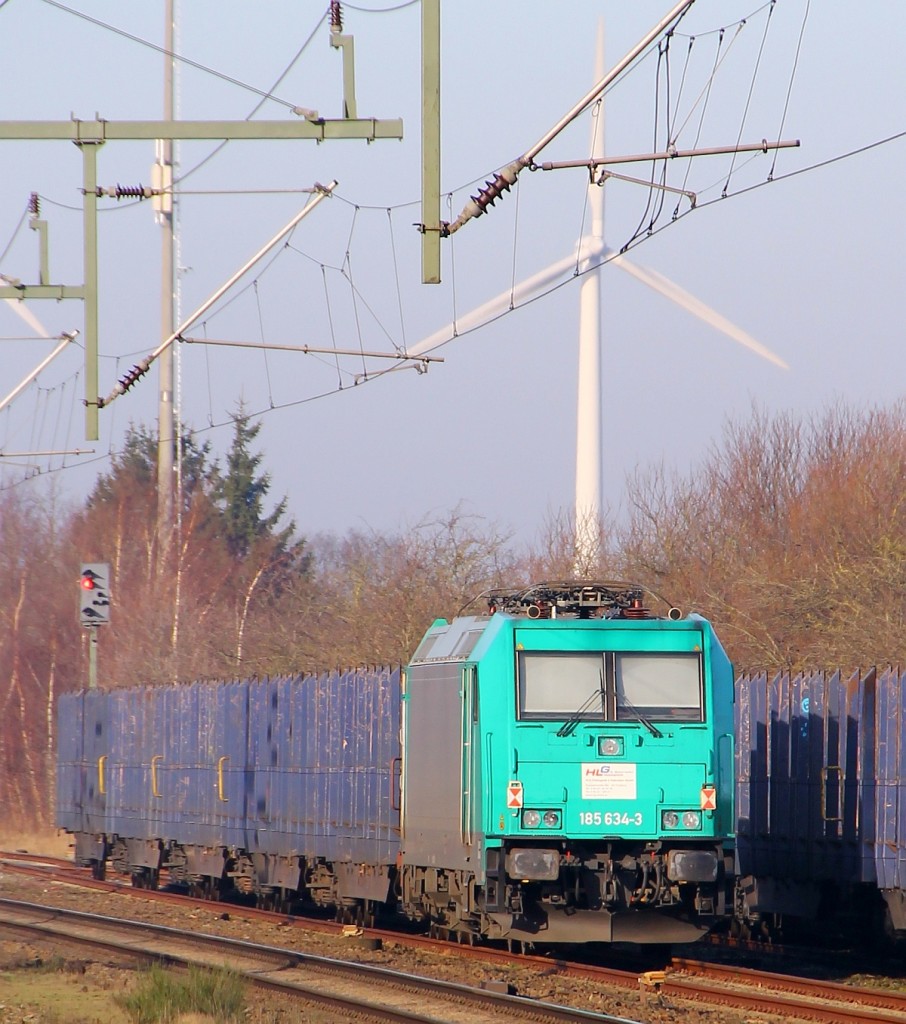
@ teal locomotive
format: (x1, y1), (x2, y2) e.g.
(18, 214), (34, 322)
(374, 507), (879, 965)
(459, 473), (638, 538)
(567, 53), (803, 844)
(401, 581), (735, 943)
(57, 581), (735, 944)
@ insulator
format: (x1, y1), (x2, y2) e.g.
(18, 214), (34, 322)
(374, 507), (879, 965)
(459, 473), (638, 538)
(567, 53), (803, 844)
(622, 603), (650, 620)
(28, 192), (40, 217)
(330, 0), (343, 31)
(115, 184), (146, 200)
(469, 172), (513, 215)
(117, 363), (149, 393)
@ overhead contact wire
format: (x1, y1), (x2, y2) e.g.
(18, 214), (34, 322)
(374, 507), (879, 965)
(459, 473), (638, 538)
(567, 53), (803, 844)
(338, 206), (369, 378)
(50, 381), (66, 469)
(509, 177), (522, 310)
(386, 208), (407, 354)
(575, 98), (603, 276)
(174, 12), (327, 190)
(668, 34), (694, 146)
(202, 323), (215, 426)
(723, 0), (776, 196)
(321, 265), (343, 389)
(343, 1), (420, 11)
(0, 205), (29, 268)
(770, 0), (811, 180)
(650, 35), (672, 230)
(37, 0), (304, 111)
(677, 26), (728, 199)
(253, 281), (275, 408)
(626, 40), (666, 246)
(446, 192), (459, 337)
(31, 2), (326, 206)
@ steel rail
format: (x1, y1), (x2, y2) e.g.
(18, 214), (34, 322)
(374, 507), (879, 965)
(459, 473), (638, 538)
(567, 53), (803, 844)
(662, 975), (906, 1023)
(671, 958), (906, 1016)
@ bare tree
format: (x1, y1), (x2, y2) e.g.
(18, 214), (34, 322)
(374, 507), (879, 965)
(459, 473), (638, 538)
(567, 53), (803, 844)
(616, 400), (906, 670)
(0, 486), (79, 828)
(262, 507), (516, 672)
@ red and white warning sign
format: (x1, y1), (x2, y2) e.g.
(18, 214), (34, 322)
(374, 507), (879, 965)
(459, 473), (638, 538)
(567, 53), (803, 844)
(700, 785), (717, 811)
(507, 781), (524, 809)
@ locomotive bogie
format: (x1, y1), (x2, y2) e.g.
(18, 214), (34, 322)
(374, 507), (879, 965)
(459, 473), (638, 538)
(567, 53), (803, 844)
(399, 865), (479, 935)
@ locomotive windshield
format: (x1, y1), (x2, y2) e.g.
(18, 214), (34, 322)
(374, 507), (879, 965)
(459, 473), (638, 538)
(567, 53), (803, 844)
(519, 652), (602, 715)
(615, 653), (702, 722)
(518, 651), (703, 723)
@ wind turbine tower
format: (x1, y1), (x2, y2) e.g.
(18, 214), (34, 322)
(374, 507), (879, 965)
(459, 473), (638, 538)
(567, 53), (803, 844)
(574, 24), (606, 568)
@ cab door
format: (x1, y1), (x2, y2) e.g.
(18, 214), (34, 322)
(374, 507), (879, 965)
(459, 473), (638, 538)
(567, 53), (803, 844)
(402, 661), (479, 869)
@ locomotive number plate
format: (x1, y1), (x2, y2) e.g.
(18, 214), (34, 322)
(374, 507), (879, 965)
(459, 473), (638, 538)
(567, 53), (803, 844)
(579, 810), (643, 827)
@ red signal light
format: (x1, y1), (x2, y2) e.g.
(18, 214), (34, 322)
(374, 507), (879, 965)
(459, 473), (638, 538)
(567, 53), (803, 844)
(79, 563), (110, 626)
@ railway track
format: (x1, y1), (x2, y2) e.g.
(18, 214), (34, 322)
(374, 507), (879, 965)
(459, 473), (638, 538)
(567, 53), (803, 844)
(0, 897), (633, 1024)
(0, 851), (643, 983)
(663, 960), (906, 1023)
(4, 851), (906, 1023)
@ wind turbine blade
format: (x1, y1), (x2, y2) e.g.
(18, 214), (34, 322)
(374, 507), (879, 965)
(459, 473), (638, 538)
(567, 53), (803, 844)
(406, 241), (604, 358)
(607, 250), (788, 369)
(4, 298), (51, 338)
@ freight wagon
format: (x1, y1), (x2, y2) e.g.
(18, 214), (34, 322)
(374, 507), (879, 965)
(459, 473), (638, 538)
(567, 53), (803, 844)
(735, 667), (906, 943)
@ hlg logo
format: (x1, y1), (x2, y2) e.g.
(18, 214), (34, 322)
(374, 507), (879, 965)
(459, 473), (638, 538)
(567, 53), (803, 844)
(584, 765), (610, 777)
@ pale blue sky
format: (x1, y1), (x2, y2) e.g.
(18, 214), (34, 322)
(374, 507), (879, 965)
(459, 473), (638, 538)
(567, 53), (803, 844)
(1, 1), (903, 544)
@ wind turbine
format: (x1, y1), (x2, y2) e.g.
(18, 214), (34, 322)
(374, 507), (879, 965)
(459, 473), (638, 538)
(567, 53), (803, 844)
(405, 10), (788, 566)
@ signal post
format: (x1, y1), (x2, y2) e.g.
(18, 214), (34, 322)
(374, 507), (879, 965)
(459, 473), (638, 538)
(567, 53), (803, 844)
(79, 563), (110, 689)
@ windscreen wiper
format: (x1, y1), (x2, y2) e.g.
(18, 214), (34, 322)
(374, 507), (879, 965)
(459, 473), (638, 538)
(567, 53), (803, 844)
(619, 694), (663, 738)
(557, 670), (606, 737)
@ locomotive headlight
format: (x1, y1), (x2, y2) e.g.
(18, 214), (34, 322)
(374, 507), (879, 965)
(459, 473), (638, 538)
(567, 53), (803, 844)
(661, 809), (703, 831)
(682, 810), (702, 830)
(598, 736), (624, 756)
(522, 808), (561, 829)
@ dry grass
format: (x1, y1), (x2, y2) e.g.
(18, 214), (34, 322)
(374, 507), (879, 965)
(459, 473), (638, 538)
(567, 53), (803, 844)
(0, 827), (72, 858)
(116, 964), (246, 1024)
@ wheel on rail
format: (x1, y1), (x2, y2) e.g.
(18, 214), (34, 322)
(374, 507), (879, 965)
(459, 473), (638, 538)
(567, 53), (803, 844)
(129, 867), (160, 890)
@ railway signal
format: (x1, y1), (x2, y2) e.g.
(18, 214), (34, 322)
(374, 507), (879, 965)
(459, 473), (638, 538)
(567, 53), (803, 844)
(79, 563), (110, 626)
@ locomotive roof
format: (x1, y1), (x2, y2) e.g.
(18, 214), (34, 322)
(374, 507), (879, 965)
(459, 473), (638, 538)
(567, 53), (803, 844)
(409, 615), (493, 665)
(409, 582), (679, 667)
(408, 606), (727, 669)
